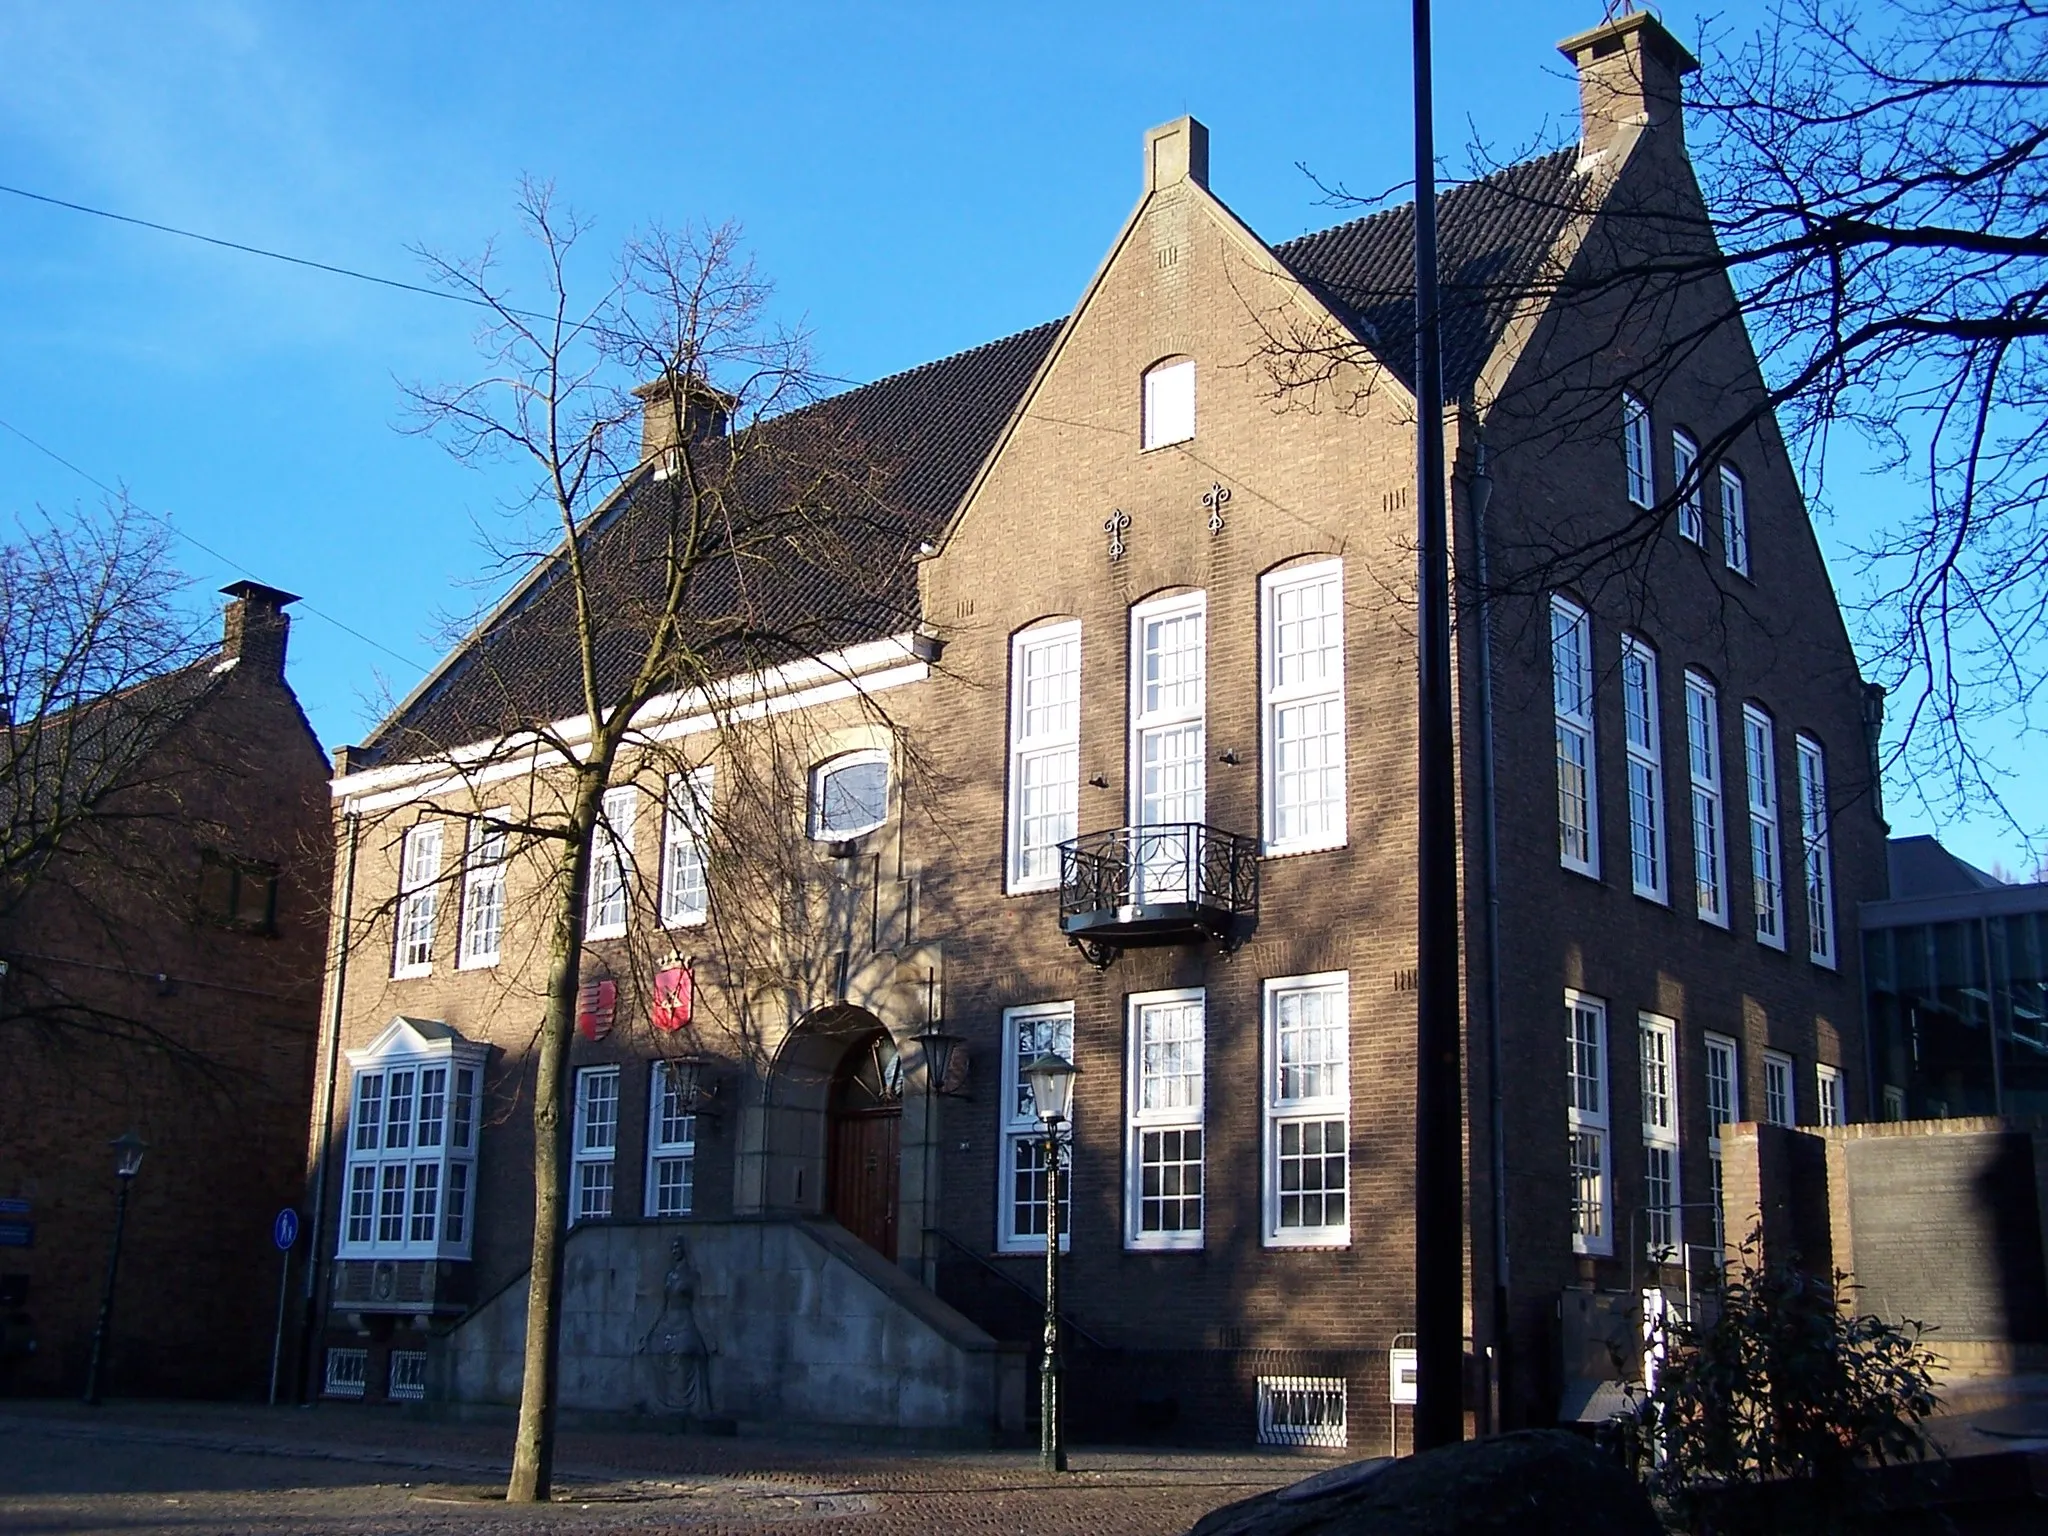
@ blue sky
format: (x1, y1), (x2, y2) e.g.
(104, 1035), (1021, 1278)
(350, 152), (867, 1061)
(0, 2), (2037, 872)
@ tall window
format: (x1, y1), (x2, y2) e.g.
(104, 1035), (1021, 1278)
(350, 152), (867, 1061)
(1796, 735), (1836, 967)
(1007, 623), (1081, 891)
(1261, 561), (1346, 854)
(1142, 358), (1196, 449)
(1567, 993), (1612, 1256)
(1743, 706), (1785, 949)
(458, 813), (508, 970)
(572, 1066), (620, 1224)
(1763, 1050), (1795, 1126)
(339, 1019), (482, 1259)
(1621, 636), (1667, 902)
(1672, 430), (1704, 544)
(1264, 973), (1349, 1246)
(1130, 593), (1207, 903)
(1721, 465), (1749, 576)
(1685, 672), (1728, 926)
(660, 767), (713, 928)
(1551, 597), (1598, 876)
(1127, 989), (1205, 1251)
(646, 1061), (698, 1217)
(1816, 1063), (1844, 1128)
(1640, 1014), (1680, 1259)
(393, 822), (442, 978)
(1704, 1032), (1739, 1253)
(1623, 393), (1653, 507)
(998, 1003), (1074, 1253)
(585, 786), (637, 940)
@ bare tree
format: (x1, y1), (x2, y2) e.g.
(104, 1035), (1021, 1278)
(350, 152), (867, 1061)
(378, 184), (931, 1501)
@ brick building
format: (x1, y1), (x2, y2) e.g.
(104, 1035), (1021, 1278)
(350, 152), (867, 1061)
(311, 11), (1884, 1443)
(0, 582), (330, 1399)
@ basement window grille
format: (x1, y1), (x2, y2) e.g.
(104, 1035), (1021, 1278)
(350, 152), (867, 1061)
(324, 1347), (368, 1399)
(1257, 1375), (1348, 1448)
(388, 1349), (428, 1402)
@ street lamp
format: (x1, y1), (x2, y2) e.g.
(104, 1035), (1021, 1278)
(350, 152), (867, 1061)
(1021, 1050), (1078, 1473)
(83, 1131), (148, 1406)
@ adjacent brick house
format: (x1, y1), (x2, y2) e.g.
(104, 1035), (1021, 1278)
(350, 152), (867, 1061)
(312, 11), (1884, 1442)
(0, 583), (330, 1398)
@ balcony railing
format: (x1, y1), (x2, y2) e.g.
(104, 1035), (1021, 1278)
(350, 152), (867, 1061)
(1057, 822), (1259, 967)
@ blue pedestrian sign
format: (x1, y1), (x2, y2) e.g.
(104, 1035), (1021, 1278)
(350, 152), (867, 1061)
(272, 1207), (300, 1251)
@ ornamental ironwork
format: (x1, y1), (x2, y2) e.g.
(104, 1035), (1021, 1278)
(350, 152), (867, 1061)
(1203, 481), (1232, 536)
(1057, 821), (1258, 968)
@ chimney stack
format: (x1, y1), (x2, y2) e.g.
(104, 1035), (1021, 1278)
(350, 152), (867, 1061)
(219, 580), (299, 678)
(1557, 9), (1698, 162)
(1144, 116), (1210, 193)
(635, 373), (736, 465)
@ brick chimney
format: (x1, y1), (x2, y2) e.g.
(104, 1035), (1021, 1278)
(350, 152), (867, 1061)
(635, 373), (736, 465)
(219, 580), (298, 678)
(1557, 9), (1698, 162)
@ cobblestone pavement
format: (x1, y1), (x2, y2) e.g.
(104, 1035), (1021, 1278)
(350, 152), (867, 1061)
(0, 1402), (1326, 1535)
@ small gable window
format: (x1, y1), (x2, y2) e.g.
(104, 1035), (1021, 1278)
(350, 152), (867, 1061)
(1142, 359), (1196, 450)
(810, 750), (890, 840)
(198, 849), (279, 935)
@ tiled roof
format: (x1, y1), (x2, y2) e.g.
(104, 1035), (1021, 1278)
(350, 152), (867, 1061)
(361, 153), (1581, 763)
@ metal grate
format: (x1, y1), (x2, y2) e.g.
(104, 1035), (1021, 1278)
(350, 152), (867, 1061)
(324, 1347), (368, 1399)
(388, 1349), (428, 1402)
(1257, 1374), (1348, 1448)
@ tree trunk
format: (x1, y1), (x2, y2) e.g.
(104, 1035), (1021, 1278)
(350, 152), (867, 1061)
(507, 785), (602, 1503)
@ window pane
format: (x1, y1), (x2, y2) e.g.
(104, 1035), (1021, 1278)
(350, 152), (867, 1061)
(816, 758), (888, 836)
(1275, 985), (1345, 1103)
(1143, 359), (1195, 449)
(444, 1163), (469, 1244)
(416, 1068), (446, 1148)
(385, 1070), (415, 1151)
(1140, 1003), (1204, 1113)
(1139, 1127), (1203, 1232)
(1276, 1117), (1347, 1231)
(354, 1074), (383, 1152)
(409, 1163), (440, 1243)
(451, 1069), (476, 1149)
(378, 1165), (408, 1243)
(1010, 1011), (1074, 1125)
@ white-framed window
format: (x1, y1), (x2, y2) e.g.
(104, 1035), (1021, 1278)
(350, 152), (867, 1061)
(810, 749), (889, 840)
(1882, 1084), (1906, 1122)
(1672, 430), (1704, 544)
(1141, 357), (1196, 450)
(339, 1018), (483, 1260)
(1260, 561), (1346, 855)
(1684, 672), (1728, 926)
(646, 1060), (699, 1217)
(1705, 1032), (1739, 1254)
(1743, 706), (1785, 949)
(1621, 636), (1667, 903)
(1551, 596), (1598, 876)
(1257, 1376), (1348, 1448)
(1623, 393), (1654, 507)
(660, 766), (713, 928)
(1796, 735), (1836, 968)
(1263, 973), (1350, 1247)
(1640, 1013), (1681, 1260)
(324, 1347), (368, 1399)
(998, 1002), (1075, 1254)
(585, 785), (637, 940)
(458, 812), (508, 970)
(572, 1065), (620, 1224)
(1567, 991), (1612, 1256)
(1816, 1063), (1844, 1127)
(1721, 465), (1750, 576)
(1763, 1050), (1795, 1127)
(1127, 988), (1205, 1251)
(393, 821), (443, 978)
(1130, 592), (1207, 903)
(1007, 623), (1081, 892)
(388, 1350), (428, 1402)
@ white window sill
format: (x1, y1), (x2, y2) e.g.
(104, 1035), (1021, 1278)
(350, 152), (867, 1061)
(1572, 1237), (1615, 1259)
(1559, 859), (1601, 881)
(996, 1236), (1072, 1256)
(1632, 885), (1669, 905)
(391, 964), (432, 981)
(661, 912), (709, 931)
(1755, 933), (1787, 953)
(1125, 1235), (1205, 1253)
(1696, 908), (1731, 929)
(1263, 1232), (1352, 1251)
(1808, 953), (1838, 972)
(456, 954), (499, 972)
(585, 924), (627, 943)
(1005, 876), (1060, 897)
(1261, 838), (1347, 861)
(336, 1245), (474, 1263)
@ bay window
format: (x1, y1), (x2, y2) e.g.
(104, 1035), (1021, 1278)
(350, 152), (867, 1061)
(339, 1017), (484, 1259)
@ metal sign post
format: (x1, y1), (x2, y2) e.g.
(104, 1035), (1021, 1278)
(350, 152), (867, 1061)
(268, 1208), (299, 1405)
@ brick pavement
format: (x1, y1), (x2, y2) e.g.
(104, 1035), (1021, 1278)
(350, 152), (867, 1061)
(0, 1402), (1326, 1535)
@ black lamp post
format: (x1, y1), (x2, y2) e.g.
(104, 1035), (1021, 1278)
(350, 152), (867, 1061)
(1022, 1050), (1078, 1473)
(83, 1130), (147, 1406)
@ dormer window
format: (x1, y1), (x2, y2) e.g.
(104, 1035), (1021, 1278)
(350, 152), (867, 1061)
(1142, 359), (1196, 450)
(810, 750), (889, 840)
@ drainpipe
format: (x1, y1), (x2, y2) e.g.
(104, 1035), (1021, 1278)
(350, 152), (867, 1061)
(299, 807), (360, 1401)
(1468, 433), (1512, 1430)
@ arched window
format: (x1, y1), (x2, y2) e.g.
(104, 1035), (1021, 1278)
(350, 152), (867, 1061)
(810, 750), (890, 840)
(1142, 358), (1196, 449)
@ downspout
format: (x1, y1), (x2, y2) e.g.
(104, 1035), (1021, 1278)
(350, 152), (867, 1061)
(1468, 433), (1512, 1430)
(299, 806), (360, 1402)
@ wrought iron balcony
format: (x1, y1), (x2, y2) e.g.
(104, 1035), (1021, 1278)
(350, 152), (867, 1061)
(1058, 822), (1259, 968)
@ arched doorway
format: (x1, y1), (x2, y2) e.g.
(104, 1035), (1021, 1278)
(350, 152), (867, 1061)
(827, 1028), (903, 1259)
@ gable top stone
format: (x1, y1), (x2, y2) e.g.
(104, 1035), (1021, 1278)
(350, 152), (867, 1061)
(356, 145), (1592, 769)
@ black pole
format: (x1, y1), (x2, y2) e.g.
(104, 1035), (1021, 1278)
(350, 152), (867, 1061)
(82, 1176), (133, 1406)
(1039, 1125), (1066, 1472)
(1412, 0), (1466, 1452)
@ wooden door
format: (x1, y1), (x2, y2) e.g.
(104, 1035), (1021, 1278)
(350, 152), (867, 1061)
(828, 1109), (900, 1259)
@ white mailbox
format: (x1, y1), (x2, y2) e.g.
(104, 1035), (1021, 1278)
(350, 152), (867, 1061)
(1388, 1346), (1419, 1406)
